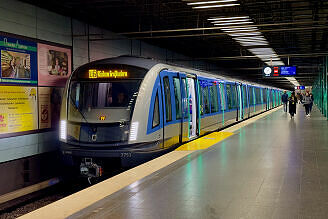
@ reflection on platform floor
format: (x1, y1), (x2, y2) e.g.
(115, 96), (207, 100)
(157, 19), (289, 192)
(72, 106), (328, 219)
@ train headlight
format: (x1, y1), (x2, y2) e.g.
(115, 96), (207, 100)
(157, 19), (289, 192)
(60, 120), (67, 141)
(129, 122), (139, 141)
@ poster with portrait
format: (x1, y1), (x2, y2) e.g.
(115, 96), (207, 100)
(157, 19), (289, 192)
(38, 87), (63, 129)
(38, 43), (72, 87)
(0, 36), (38, 85)
(0, 86), (38, 135)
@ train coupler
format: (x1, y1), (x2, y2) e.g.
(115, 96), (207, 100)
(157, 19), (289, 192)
(80, 158), (103, 178)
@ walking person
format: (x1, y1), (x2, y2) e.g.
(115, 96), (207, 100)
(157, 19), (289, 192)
(309, 93), (314, 113)
(303, 92), (312, 116)
(288, 92), (297, 118)
(281, 91), (288, 112)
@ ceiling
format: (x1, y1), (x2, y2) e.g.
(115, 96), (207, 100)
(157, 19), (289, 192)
(21, 0), (328, 89)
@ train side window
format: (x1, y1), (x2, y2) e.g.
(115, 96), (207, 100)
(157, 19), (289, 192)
(210, 83), (218, 113)
(249, 87), (254, 105)
(243, 86), (247, 107)
(219, 83), (226, 111)
(152, 92), (160, 128)
(263, 89), (267, 103)
(226, 84), (232, 110)
(163, 76), (172, 122)
(173, 77), (182, 120)
(203, 83), (210, 114)
(181, 78), (188, 119)
(199, 81), (204, 115)
(232, 85), (237, 109)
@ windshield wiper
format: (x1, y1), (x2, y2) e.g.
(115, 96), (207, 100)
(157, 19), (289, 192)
(69, 94), (90, 126)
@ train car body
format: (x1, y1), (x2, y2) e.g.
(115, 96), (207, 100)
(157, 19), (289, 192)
(59, 56), (282, 177)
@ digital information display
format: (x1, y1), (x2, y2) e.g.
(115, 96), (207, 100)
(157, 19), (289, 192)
(263, 66), (297, 77)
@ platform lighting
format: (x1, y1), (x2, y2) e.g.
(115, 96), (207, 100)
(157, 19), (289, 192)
(60, 120), (67, 140)
(129, 122), (139, 141)
(235, 36), (267, 41)
(236, 40), (268, 44)
(221, 26), (258, 30)
(208, 16), (249, 21)
(211, 19), (251, 24)
(188, 0), (238, 5)
(221, 29), (259, 33)
(228, 32), (262, 37)
(240, 42), (269, 46)
(213, 21), (253, 25)
(192, 3), (239, 9)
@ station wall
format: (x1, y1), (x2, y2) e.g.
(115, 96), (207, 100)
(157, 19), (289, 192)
(0, 0), (216, 194)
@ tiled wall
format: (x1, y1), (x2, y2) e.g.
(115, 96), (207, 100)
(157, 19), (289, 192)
(0, 0), (212, 164)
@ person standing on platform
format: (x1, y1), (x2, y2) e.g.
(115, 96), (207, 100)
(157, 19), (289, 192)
(288, 92), (297, 118)
(303, 92), (312, 116)
(281, 91), (288, 112)
(309, 93), (314, 113)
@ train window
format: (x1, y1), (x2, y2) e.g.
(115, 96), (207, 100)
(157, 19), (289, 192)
(210, 83), (218, 113)
(255, 88), (261, 104)
(243, 86), (247, 107)
(181, 78), (188, 119)
(163, 77), (172, 122)
(199, 82), (204, 115)
(226, 84), (233, 110)
(173, 77), (182, 120)
(249, 87), (254, 105)
(152, 92), (160, 128)
(219, 83), (226, 110)
(204, 85), (210, 114)
(263, 89), (267, 103)
(231, 85), (237, 109)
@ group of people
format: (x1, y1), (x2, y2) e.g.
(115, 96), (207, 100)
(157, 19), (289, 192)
(281, 91), (314, 118)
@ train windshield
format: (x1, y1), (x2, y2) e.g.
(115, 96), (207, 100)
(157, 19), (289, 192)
(68, 80), (141, 123)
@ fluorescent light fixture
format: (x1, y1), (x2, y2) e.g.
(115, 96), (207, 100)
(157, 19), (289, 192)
(221, 29), (259, 33)
(213, 21), (253, 25)
(193, 3), (239, 9)
(228, 32), (262, 37)
(240, 42), (269, 46)
(235, 36), (267, 41)
(208, 16), (249, 21)
(188, 0), (237, 5)
(211, 19), (251, 23)
(60, 120), (67, 141)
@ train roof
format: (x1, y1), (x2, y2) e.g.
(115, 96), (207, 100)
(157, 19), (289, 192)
(77, 56), (283, 90)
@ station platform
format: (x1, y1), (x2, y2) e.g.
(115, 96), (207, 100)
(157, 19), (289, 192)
(22, 105), (328, 219)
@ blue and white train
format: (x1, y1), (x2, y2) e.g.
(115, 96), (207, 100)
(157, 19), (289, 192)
(59, 56), (282, 177)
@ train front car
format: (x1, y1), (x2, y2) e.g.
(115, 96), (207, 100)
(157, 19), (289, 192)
(59, 57), (161, 178)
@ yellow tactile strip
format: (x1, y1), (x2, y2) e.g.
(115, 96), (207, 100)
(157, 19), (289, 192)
(175, 131), (234, 151)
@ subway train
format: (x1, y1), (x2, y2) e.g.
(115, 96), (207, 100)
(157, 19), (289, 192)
(59, 56), (283, 178)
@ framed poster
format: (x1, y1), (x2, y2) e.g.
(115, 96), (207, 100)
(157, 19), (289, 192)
(0, 86), (38, 135)
(38, 87), (63, 129)
(38, 43), (72, 87)
(0, 36), (37, 85)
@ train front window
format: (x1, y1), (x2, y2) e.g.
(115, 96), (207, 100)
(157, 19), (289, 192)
(69, 80), (141, 123)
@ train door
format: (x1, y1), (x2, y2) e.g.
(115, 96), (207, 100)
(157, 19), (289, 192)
(242, 85), (248, 119)
(237, 83), (243, 120)
(179, 74), (190, 142)
(187, 77), (197, 138)
(160, 70), (180, 148)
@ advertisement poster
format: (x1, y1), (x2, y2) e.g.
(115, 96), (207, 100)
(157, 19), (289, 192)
(0, 36), (37, 85)
(38, 43), (72, 87)
(38, 87), (63, 129)
(0, 86), (38, 135)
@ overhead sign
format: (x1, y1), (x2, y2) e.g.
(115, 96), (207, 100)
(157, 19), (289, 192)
(295, 86), (305, 90)
(263, 66), (297, 77)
